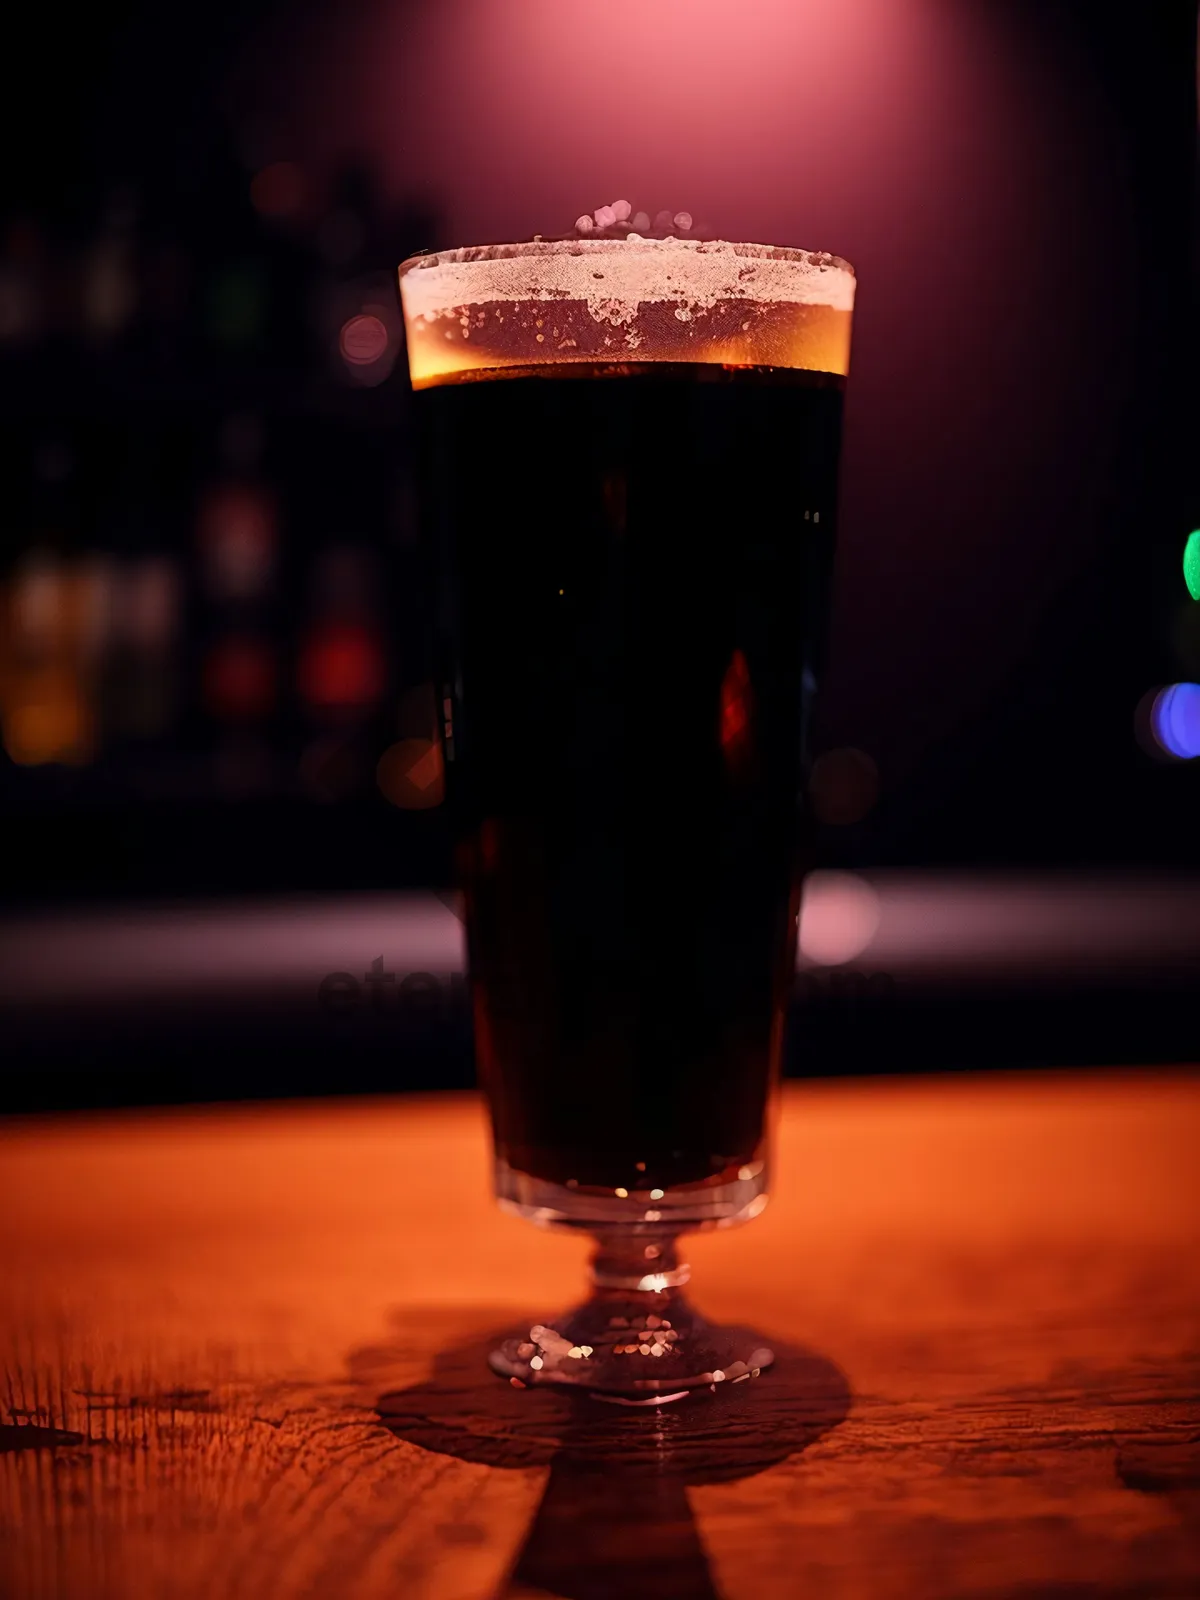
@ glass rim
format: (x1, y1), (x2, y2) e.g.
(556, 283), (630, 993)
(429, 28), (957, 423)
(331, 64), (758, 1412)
(398, 235), (855, 384)
(399, 236), (855, 280)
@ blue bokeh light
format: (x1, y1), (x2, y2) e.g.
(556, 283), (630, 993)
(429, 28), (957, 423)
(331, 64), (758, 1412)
(1151, 682), (1200, 760)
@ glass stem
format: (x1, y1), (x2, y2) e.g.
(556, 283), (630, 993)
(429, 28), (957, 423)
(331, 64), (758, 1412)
(589, 1234), (691, 1295)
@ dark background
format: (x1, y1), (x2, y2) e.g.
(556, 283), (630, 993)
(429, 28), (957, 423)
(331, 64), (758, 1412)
(0, 0), (1197, 1109)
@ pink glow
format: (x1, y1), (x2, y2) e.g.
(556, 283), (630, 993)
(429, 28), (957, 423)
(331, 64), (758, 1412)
(259, 0), (943, 249)
(339, 312), (389, 366)
(373, 0), (912, 243)
(231, 1), (1125, 784)
(798, 872), (881, 966)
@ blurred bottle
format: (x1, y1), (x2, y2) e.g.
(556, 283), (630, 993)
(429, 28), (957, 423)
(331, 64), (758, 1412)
(296, 545), (387, 802)
(73, 426), (121, 747)
(196, 416), (281, 795)
(75, 548), (118, 717)
(0, 439), (94, 766)
(140, 235), (193, 363)
(310, 161), (400, 391)
(80, 186), (139, 347)
(205, 258), (267, 355)
(194, 135), (315, 381)
(0, 219), (43, 349)
(297, 546), (386, 719)
(197, 418), (277, 605)
(99, 427), (183, 745)
(316, 161), (373, 272)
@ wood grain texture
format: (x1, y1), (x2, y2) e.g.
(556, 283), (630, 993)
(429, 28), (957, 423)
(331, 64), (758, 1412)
(1, 1071), (1198, 1599)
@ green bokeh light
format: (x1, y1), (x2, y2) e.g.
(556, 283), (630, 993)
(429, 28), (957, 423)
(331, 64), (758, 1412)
(1185, 530), (1200, 602)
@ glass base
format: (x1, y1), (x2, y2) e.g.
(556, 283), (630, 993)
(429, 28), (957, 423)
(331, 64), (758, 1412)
(494, 1157), (769, 1233)
(488, 1233), (774, 1404)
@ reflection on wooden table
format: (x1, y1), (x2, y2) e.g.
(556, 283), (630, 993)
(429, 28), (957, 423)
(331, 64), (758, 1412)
(2, 1072), (1198, 1599)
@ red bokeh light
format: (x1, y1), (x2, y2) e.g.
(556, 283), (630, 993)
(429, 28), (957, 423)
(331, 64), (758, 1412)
(203, 635), (278, 722)
(298, 622), (385, 711)
(719, 648), (754, 768)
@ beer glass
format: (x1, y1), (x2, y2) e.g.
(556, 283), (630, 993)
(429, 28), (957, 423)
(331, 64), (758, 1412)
(399, 232), (854, 1402)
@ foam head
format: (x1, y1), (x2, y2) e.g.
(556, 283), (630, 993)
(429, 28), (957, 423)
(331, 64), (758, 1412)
(398, 237), (855, 388)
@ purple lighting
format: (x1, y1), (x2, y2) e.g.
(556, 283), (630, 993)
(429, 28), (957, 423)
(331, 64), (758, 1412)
(1151, 683), (1200, 761)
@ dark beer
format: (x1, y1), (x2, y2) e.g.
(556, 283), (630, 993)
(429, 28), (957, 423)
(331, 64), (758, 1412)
(401, 239), (852, 1213)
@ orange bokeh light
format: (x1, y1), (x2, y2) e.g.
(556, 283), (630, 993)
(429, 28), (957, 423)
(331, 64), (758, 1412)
(376, 737), (445, 809)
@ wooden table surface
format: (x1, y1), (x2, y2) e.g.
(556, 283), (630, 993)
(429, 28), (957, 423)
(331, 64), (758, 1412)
(2, 1071), (1198, 1600)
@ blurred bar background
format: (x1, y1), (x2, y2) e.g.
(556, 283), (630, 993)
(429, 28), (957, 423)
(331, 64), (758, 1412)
(0, 0), (1196, 1110)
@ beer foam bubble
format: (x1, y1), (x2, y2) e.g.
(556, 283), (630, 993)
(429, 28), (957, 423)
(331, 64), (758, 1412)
(399, 237), (855, 327)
